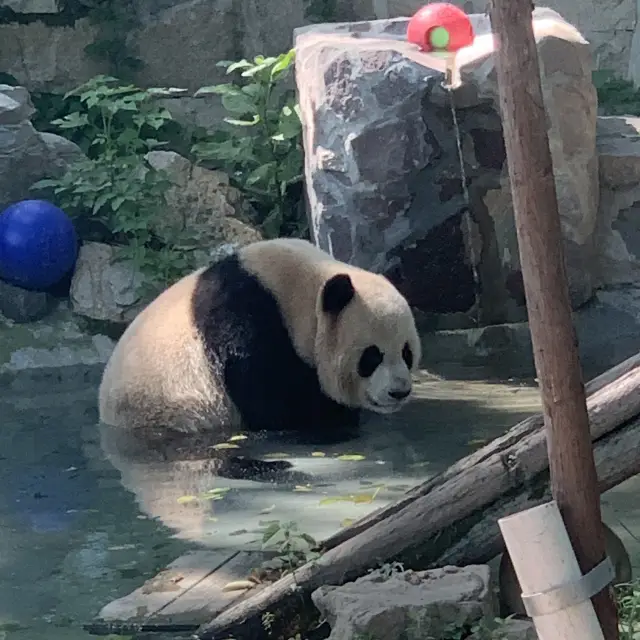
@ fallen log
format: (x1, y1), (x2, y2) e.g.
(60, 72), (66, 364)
(197, 351), (640, 640)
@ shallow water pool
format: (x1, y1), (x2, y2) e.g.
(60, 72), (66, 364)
(0, 368), (546, 639)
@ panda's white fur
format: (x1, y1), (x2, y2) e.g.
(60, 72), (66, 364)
(99, 238), (421, 448)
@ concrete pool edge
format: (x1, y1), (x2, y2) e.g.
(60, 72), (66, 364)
(0, 304), (115, 395)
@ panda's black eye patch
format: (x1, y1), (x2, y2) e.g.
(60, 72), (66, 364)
(358, 345), (383, 378)
(402, 342), (413, 369)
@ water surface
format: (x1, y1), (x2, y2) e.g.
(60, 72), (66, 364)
(4, 366), (638, 639)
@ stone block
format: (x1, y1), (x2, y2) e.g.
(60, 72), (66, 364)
(312, 565), (493, 640)
(0, 279), (54, 323)
(295, 9), (598, 323)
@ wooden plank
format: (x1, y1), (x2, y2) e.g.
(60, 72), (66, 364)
(149, 551), (268, 625)
(94, 550), (237, 626)
(85, 550), (273, 636)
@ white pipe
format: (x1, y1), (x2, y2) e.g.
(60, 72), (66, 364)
(498, 501), (605, 640)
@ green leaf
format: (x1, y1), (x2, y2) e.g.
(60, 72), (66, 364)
(215, 59), (236, 69)
(277, 147), (304, 186)
(273, 103), (302, 140)
(52, 112), (90, 130)
(221, 91), (257, 115)
(270, 49), (296, 80)
(191, 139), (241, 163)
(226, 60), (254, 73)
(318, 496), (351, 505)
(244, 162), (278, 188)
(224, 114), (260, 127)
(260, 206), (284, 238)
(110, 196), (126, 211)
(92, 191), (112, 214)
(30, 178), (61, 191)
(194, 83), (241, 97)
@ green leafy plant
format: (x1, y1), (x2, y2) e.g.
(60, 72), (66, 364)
(253, 520), (320, 576)
(192, 50), (306, 239)
(594, 70), (640, 116)
(617, 580), (640, 639)
(32, 75), (197, 289)
(466, 617), (510, 640)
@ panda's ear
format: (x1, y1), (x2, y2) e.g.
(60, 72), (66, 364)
(321, 273), (355, 315)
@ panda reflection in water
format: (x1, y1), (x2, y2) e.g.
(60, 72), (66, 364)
(98, 238), (421, 481)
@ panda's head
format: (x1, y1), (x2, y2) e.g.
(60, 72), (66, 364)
(314, 271), (421, 414)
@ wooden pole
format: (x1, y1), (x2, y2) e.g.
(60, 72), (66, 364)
(487, 1), (618, 637)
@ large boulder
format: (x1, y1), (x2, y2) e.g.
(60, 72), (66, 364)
(295, 9), (598, 324)
(0, 84), (84, 211)
(69, 242), (148, 325)
(595, 116), (640, 287)
(0, 0), (60, 11)
(311, 565), (493, 640)
(0, 20), (104, 94)
(144, 150), (263, 264)
(0, 279), (54, 323)
(0, 0), (306, 94)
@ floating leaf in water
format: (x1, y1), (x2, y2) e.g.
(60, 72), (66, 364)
(228, 434), (248, 442)
(108, 544), (137, 551)
(294, 485), (313, 492)
(259, 504), (276, 515)
(176, 495), (198, 504)
(199, 487), (230, 500)
(352, 493), (375, 504)
(336, 454), (366, 461)
(353, 485), (383, 505)
(319, 496), (351, 506)
(311, 451), (326, 457)
(340, 518), (355, 528)
(263, 452), (291, 459)
(222, 580), (255, 592)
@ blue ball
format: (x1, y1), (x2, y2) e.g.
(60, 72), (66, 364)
(0, 199), (79, 291)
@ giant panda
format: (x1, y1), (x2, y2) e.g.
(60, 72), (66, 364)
(98, 237), (422, 480)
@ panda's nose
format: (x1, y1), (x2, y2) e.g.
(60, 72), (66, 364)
(389, 388), (411, 401)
